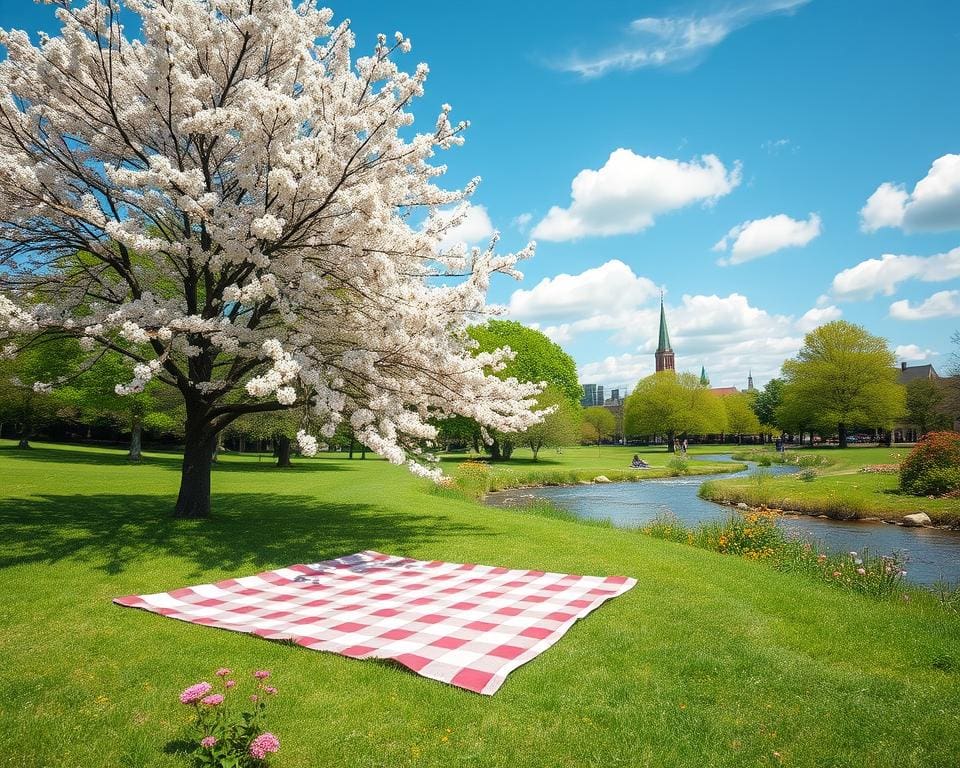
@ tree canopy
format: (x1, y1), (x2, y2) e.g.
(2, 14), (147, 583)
(781, 321), (905, 447)
(624, 371), (726, 449)
(722, 392), (761, 440)
(468, 320), (581, 407)
(517, 385), (582, 460)
(0, 1), (539, 516)
(582, 406), (616, 449)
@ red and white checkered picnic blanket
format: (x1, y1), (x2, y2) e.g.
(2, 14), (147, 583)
(114, 550), (635, 695)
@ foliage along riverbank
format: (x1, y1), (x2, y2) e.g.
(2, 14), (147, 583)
(443, 446), (746, 500)
(698, 447), (960, 528)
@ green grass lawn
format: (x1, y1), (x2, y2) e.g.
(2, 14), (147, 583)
(700, 446), (960, 525)
(2, 441), (960, 768)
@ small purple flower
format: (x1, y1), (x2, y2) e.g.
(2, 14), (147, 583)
(225, 680), (236, 689)
(215, 668), (232, 677)
(201, 693), (224, 707)
(264, 686), (278, 695)
(179, 682), (212, 705)
(253, 670), (271, 680)
(201, 736), (217, 749)
(249, 732), (280, 760)
(250, 694), (259, 703)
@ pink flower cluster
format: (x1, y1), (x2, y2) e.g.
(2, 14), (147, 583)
(200, 736), (217, 749)
(254, 670), (271, 680)
(201, 694), (224, 707)
(179, 682), (212, 704)
(249, 732), (280, 759)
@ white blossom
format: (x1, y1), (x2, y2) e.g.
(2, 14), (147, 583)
(0, 0), (540, 485)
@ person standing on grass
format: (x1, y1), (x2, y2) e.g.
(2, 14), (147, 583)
(681, 438), (688, 455)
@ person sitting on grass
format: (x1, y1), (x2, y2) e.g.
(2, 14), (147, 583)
(631, 454), (650, 469)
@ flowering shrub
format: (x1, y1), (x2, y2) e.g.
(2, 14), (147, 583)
(642, 513), (907, 599)
(900, 431), (960, 496)
(179, 668), (280, 767)
(666, 456), (689, 476)
(453, 460), (492, 499)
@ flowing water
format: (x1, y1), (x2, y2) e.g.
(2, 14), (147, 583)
(486, 455), (960, 586)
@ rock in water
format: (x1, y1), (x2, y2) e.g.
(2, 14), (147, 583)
(594, 475), (611, 484)
(902, 512), (932, 527)
(736, 502), (750, 510)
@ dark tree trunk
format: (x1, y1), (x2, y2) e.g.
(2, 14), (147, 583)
(488, 438), (503, 461)
(238, 434), (246, 454)
(348, 437), (355, 459)
(531, 442), (541, 461)
(173, 430), (216, 519)
(666, 430), (675, 453)
(128, 415), (143, 463)
(276, 435), (292, 468)
(838, 422), (848, 449)
(502, 440), (514, 460)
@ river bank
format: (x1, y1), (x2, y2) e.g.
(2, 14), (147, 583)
(699, 447), (959, 528)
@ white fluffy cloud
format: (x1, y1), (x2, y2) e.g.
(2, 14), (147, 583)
(830, 246), (960, 301)
(860, 154), (960, 233)
(713, 212), (821, 265)
(893, 344), (936, 361)
(889, 290), (960, 320)
(508, 259), (659, 322)
(531, 149), (741, 241)
(512, 212), (533, 231)
(562, 1), (810, 77)
(796, 304), (842, 332)
(433, 204), (495, 250)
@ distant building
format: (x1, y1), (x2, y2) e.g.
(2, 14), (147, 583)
(747, 370), (755, 392)
(710, 386), (739, 397)
(580, 383), (604, 408)
(654, 297), (675, 372)
(893, 362), (942, 442)
(700, 366), (709, 386)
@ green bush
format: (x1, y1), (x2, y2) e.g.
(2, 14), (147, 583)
(900, 431), (960, 496)
(797, 468), (817, 482)
(666, 456), (689, 476)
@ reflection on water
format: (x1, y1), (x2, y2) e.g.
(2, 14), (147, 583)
(486, 455), (960, 586)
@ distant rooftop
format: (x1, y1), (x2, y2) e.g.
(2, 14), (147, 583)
(897, 363), (938, 384)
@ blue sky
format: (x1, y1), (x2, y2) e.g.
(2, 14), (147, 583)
(4, 0), (959, 390)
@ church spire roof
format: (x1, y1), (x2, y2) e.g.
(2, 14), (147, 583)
(657, 295), (672, 352)
(700, 365), (709, 386)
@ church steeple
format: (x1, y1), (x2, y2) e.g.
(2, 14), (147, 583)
(700, 365), (709, 386)
(654, 294), (675, 372)
(747, 370), (755, 391)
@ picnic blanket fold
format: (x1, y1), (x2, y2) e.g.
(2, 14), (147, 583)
(114, 550), (635, 695)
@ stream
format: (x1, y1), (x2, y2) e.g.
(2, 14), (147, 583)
(486, 455), (960, 586)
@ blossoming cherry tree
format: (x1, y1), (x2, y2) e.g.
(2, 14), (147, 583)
(0, 0), (541, 517)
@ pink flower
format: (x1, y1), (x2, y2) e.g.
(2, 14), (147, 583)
(253, 670), (271, 680)
(264, 686), (278, 695)
(250, 694), (259, 703)
(856, 568), (866, 575)
(225, 680), (236, 689)
(201, 736), (217, 749)
(215, 668), (232, 677)
(179, 682), (212, 704)
(249, 732), (280, 759)
(201, 694), (224, 706)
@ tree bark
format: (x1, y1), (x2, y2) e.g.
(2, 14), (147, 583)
(173, 430), (216, 518)
(502, 440), (514, 460)
(666, 430), (675, 453)
(838, 422), (848, 449)
(128, 415), (142, 463)
(276, 435), (292, 467)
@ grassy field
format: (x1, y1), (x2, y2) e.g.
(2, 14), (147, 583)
(2, 441), (960, 768)
(698, 446), (960, 526)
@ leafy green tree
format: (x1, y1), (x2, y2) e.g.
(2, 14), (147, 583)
(582, 406), (615, 452)
(58, 352), (179, 461)
(781, 321), (906, 448)
(468, 320), (581, 405)
(905, 378), (950, 436)
(624, 371), (726, 451)
(752, 378), (784, 437)
(518, 386), (582, 460)
(723, 392), (761, 443)
(0, 336), (81, 448)
(468, 320), (580, 460)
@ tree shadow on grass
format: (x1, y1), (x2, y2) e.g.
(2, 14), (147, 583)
(0, 492), (491, 578)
